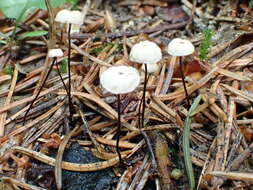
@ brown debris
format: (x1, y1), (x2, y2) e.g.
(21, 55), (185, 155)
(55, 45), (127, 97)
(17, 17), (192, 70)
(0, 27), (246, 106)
(0, 0), (253, 190)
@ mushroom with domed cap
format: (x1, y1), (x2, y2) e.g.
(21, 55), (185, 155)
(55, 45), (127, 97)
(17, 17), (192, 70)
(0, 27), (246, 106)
(167, 38), (195, 107)
(55, 9), (84, 121)
(23, 48), (67, 124)
(100, 65), (140, 163)
(129, 40), (162, 128)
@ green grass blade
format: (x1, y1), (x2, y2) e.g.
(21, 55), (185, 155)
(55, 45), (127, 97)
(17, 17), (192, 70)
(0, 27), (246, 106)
(18, 30), (48, 39)
(183, 95), (202, 190)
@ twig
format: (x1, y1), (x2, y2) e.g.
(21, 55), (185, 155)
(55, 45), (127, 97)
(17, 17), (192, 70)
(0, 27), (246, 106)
(11, 146), (128, 171)
(207, 171), (253, 182)
(1, 176), (46, 190)
(71, 21), (189, 40)
(160, 56), (177, 94)
(0, 65), (18, 136)
(55, 126), (80, 190)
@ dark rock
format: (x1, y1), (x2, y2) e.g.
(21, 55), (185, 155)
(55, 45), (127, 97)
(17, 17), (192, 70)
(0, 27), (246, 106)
(62, 143), (116, 190)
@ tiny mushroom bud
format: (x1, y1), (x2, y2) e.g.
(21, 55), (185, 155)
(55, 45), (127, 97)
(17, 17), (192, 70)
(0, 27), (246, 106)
(129, 40), (162, 64)
(100, 65), (140, 94)
(167, 38), (195, 56)
(141, 63), (159, 73)
(48, 48), (64, 58)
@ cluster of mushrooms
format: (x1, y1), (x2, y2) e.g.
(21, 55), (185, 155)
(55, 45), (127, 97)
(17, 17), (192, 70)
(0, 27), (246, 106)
(27, 8), (196, 164)
(23, 9), (84, 123)
(100, 39), (195, 162)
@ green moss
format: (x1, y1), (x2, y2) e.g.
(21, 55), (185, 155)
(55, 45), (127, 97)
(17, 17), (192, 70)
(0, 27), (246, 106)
(199, 29), (214, 61)
(3, 65), (14, 75)
(59, 59), (68, 73)
(90, 42), (122, 55)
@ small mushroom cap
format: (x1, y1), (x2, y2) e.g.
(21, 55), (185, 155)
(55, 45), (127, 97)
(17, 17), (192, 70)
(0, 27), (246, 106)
(48, 49), (64, 58)
(55, 9), (71, 24)
(100, 65), (140, 94)
(141, 63), (159, 73)
(167, 38), (195, 56)
(68, 10), (83, 25)
(55, 10), (83, 25)
(129, 40), (162, 64)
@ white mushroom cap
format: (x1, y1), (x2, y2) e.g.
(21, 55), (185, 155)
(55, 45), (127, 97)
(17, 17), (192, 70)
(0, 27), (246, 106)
(129, 40), (162, 64)
(167, 38), (195, 56)
(55, 10), (83, 25)
(100, 65), (140, 94)
(55, 9), (71, 24)
(48, 48), (64, 58)
(68, 10), (83, 25)
(141, 63), (159, 73)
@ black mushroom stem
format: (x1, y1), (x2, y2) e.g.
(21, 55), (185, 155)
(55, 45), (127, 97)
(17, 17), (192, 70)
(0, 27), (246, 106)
(141, 64), (148, 128)
(67, 24), (74, 122)
(116, 94), (123, 163)
(23, 58), (56, 125)
(179, 56), (190, 107)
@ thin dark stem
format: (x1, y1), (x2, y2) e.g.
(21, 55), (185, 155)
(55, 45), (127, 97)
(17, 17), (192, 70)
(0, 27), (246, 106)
(68, 24), (73, 122)
(116, 94), (123, 164)
(23, 58), (56, 125)
(179, 56), (190, 107)
(60, 31), (63, 43)
(55, 58), (68, 93)
(141, 64), (148, 128)
(138, 97), (142, 128)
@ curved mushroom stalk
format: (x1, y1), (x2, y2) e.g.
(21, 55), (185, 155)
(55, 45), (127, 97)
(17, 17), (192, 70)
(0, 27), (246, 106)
(23, 49), (67, 124)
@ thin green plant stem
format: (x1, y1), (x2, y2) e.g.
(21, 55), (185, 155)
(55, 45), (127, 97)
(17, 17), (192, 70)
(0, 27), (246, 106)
(183, 95), (202, 190)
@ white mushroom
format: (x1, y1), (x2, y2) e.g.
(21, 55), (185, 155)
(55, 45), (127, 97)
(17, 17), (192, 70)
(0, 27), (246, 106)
(55, 9), (71, 24)
(166, 38), (195, 106)
(23, 48), (66, 125)
(167, 38), (194, 57)
(100, 65), (140, 163)
(55, 9), (83, 25)
(129, 40), (162, 128)
(100, 65), (140, 94)
(129, 40), (162, 64)
(55, 9), (84, 116)
(68, 10), (83, 25)
(48, 48), (64, 58)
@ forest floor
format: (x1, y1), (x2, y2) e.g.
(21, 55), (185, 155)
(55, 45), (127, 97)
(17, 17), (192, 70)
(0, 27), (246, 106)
(0, 0), (253, 189)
